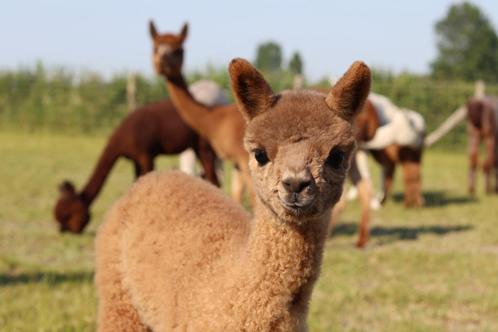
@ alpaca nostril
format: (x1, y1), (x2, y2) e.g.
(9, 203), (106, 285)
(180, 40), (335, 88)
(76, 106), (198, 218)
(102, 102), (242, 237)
(298, 180), (312, 192)
(282, 178), (312, 194)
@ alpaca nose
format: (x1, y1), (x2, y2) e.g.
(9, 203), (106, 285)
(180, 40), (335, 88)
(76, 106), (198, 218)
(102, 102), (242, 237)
(282, 176), (312, 194)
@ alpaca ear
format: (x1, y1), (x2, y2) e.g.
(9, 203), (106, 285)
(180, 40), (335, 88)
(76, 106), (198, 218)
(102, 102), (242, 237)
(229, 58), (274, 121)
(179, 22), (189, 43)
(325, 61), (371, 122)
(149, 20), (158, 40)
(59, 181), (75, 196)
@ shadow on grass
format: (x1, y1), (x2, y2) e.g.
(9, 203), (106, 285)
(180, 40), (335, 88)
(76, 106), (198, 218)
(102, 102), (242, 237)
(331, 223), (473, 242)
(391, 190), (476, 207)
(0, 270), (93, 286)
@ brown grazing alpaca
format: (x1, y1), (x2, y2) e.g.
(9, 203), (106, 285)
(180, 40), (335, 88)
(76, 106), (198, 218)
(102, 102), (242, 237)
(95, 59), (371, 331)
(467, 96), (498, 194)
(54, 98), (221, 234)
(149, 21), (254, 204)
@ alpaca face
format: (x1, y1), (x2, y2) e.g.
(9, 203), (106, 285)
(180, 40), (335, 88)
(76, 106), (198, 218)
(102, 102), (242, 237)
(229, 59), (371, 224)
(149, 21), (188, 77)
(244, 92), (357, 223)
(54, 182), (90, 233)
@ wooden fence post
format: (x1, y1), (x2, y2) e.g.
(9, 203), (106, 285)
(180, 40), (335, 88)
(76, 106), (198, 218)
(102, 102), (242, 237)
(292, 74), (304, 89)
(474, 80), (485, 98)
(127, 73), (137, 112)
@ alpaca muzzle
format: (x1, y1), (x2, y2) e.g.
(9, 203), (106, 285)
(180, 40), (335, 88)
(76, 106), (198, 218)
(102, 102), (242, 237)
(278, 172), (317, 213)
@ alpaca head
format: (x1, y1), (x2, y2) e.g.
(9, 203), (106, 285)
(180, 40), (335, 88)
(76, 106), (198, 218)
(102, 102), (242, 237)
(149, 20), (188, 77)
(229, 59), (370, 224)
(54, 181), (90, 233)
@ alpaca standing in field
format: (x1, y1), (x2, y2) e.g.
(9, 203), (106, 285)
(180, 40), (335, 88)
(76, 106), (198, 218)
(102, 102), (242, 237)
(467, 96), (498, 194)
(95, 58), (371, 331)
(350, 94), (426, 207)
(149, 21), (254, 204)
(54, 81), (226, 233)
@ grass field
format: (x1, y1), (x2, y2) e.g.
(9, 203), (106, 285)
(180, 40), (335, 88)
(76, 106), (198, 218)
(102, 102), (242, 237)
(1, 130), (497, 331)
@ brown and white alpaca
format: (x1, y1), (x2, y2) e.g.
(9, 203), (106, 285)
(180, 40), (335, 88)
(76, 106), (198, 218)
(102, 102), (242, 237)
(350, 96), (425, 207)
(95, 59), (371, 331)
(149, 21), (253, 204)
(54, 81), (225, 233)
(467, 96), (498, 194)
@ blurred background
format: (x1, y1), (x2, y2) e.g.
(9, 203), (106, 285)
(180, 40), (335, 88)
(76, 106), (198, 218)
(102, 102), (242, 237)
(1, 1), (498, 331)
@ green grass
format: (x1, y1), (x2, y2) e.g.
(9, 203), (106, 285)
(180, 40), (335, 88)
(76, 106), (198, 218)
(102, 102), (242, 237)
(1, 131), (497, 331)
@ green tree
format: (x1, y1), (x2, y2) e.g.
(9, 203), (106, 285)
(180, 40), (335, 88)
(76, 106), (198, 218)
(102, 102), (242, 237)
(255, 41), (282, 72)
(288, 52), (303, 75)
(431, 1), (498, 82)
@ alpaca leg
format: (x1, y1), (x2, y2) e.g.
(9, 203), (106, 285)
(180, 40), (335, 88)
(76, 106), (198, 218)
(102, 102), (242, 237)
(468, 129), (480, 195)
(399, 147), (424, 207)
(137, 155), (154, 176)
(414, 160), (424, 206)
(179, 148), (197, 176)
(95, 208), (147, 332)
(348, 151), (371, 246)
(329, 191), (347, 236)
(356, 179), (371, 248)
(380, 160), (396, 205)
(370, 149), (396, 205)
(354, 150), (380, 210)
(401, 161), (423, 207)
(194, 140), (220, 186)
(133, 161), (141, 179)
(482, 135), (495, 194)
(348, 158), (370, 247)
(231, 167), (244, 204)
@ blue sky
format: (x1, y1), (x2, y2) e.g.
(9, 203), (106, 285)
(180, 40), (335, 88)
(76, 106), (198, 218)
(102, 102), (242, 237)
(2, 0), (498, 80)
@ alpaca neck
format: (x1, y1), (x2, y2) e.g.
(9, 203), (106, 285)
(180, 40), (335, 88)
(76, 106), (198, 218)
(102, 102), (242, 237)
(240, 202), (330, 314)
(165, 74), (216, 139)
(80, 140), (120, 205)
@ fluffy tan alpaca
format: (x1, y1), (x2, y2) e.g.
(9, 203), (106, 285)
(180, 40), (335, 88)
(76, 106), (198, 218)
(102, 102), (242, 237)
(149, 21), (253, 204)
(95, 58), (371, 331)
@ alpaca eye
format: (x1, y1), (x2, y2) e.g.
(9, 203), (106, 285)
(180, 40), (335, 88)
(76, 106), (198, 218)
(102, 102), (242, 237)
(254, 149), (269, 166)
(325, 148), (344, 169)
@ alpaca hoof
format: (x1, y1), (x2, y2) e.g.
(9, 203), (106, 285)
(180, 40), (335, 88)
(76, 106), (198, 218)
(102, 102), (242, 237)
(370, 198), (381, 210)
(355, 240), (367, 249)
(404, 197), (423, 208)
(356, 235), (369, 248)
